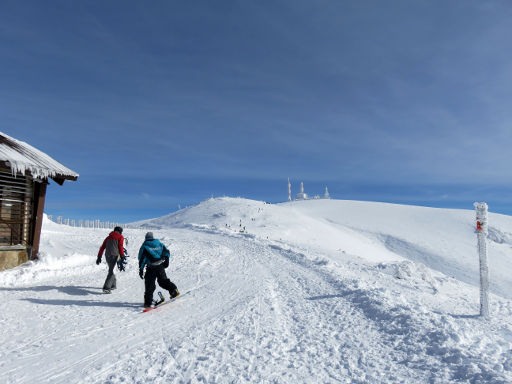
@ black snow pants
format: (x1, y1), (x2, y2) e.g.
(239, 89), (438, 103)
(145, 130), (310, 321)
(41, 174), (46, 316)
(144, 264), (178, 306)
(103, 254), (117, 291)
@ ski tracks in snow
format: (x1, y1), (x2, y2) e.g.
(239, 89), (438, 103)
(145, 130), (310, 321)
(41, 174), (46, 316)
(2, 227), (511, 383)
(139, 229), (512, 384)
(95, 230), (428, 383)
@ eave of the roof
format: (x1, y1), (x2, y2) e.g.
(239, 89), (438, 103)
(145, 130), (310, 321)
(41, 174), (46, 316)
(0, 132), (79, 183)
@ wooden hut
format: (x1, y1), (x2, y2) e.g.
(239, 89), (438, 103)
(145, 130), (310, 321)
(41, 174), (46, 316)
(0, 132), (78, 270)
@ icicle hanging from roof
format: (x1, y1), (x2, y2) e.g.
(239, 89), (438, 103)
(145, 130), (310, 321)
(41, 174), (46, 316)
(0, 132), (79, 181)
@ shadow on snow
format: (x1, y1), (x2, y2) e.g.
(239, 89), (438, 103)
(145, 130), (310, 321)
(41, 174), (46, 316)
(21, 297), (141, 309)
(0, 285), (102, 296)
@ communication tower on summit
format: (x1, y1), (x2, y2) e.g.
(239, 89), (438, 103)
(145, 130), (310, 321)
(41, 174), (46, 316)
(287, 179), (329, 201)
(296, 182), (308, 200)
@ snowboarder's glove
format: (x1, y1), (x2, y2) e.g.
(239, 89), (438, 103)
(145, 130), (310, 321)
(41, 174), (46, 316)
(96, 257), (101, 265)
(139, 269), (144, 279)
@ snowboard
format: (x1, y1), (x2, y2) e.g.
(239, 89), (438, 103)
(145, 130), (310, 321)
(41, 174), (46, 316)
(141, 290), (190, 313)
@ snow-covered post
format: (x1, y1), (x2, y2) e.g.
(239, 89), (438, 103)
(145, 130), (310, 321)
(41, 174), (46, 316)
(474, 202), (490, 318)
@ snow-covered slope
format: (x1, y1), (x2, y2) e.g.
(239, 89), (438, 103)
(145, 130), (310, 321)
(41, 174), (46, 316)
(1, 198), (512, 383)
(136, 197), (512, 299)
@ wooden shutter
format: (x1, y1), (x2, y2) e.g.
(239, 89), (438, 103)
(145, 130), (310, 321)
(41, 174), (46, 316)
(0, 170), (33, 246)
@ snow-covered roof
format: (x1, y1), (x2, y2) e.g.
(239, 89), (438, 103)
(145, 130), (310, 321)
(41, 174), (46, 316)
(0, 132), (78, 184)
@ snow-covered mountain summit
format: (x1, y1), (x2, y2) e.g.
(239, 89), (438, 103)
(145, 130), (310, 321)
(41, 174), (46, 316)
(134, 197), (512, 299)
(1, 197), (512, 383)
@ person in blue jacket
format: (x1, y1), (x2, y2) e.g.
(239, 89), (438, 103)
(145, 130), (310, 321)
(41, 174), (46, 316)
(138, 232), (179, 307)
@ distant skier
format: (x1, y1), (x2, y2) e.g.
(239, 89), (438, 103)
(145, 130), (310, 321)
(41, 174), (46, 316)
(138, 232), (179, 307)
(96, 226), (125, 294)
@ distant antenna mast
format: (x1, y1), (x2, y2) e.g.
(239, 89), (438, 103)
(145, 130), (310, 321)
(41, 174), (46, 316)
(324, 186), (330, 199)
(288, 178), (292, 201)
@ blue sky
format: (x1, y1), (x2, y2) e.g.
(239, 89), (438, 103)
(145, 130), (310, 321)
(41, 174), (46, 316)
(2, 1), (512, 223)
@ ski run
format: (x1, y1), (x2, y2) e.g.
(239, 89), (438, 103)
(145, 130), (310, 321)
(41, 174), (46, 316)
(1, 197), (512, 383)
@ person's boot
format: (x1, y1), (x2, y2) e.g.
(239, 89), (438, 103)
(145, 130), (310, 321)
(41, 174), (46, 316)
(144, 292), (153, 307)
(170, 288), (180, 299)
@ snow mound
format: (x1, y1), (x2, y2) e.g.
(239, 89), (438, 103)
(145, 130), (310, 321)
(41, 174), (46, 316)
(0, 251), (94, 287)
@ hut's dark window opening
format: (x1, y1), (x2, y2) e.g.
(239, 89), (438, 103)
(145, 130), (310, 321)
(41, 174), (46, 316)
(0, 171), (33, 246)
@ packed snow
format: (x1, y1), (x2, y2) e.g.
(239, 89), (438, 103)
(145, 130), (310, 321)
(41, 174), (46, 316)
(1, 197), (512, 383)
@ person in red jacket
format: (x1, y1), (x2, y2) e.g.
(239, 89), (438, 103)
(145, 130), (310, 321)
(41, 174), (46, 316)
(97, 226), (125, 294)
